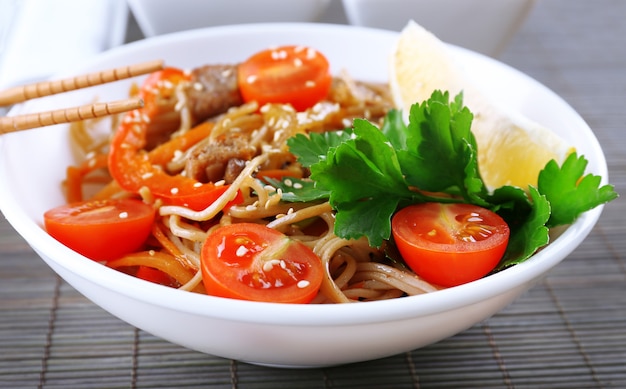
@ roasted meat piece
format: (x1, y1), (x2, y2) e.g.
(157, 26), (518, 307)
(187, 64), (243, 122)
(185, 136), (256, 184)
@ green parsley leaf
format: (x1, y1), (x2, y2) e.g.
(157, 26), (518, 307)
(287, 130), (353, 167)
(263, 177), (330, 202)
(310, 119), (414, 204)
(334, 196), (401, 247)
(538, 152), (619, 227)
(495, 186), (550, 270)
(397, 90), (488, 205)
(380, 108), (408, 150)
(309, 118), (418, 246)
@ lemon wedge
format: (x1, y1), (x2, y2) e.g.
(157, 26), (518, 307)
(389, 20), (575, 190)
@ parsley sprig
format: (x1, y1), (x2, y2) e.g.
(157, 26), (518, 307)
(271, 91), (618, 268)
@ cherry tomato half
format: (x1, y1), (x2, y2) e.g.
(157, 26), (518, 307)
(391, 203), (510, 287)
(44, 198), (155, 262)
(237, 45), (332, 111)
(201, 223), (323, 303)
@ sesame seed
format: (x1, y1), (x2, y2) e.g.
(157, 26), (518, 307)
(262, 259), (281, 272)
(284, 179), (293, 187)
(276, 118), (290, 129)
(141, 172), (154, 179)
(246, 75), (257, 84)
(118, 211), (129, 219)
(297, 280), (310, 288)
(293, 182), (303, 189)
(271, 49), (288, 60)
(236, 245), (249, 257)
(214, 180), (226, 187)
(193, 182), (202, 188)
(305, 80), (316, 88)
(293, 58), (303, 67)
(273, 129), (284, 142)
(170, 187), (179, 195)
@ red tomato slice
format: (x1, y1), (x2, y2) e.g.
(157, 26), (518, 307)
(44, 198), (155, 262)
(201, 223), (323, 303)
(391, 203), (510, 287)
(136, 266), (179, 288)
(237, 45), (332, 111)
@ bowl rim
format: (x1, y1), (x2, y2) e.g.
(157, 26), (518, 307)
(0, 22), (608, 327)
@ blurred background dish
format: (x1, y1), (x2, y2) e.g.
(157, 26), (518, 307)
(126, 0), (333, 37)
(341, 0), (535, 56)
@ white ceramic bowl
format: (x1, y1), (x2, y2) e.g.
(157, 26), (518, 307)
(0, 23), (607, 368)
(127, 0), (332, 37)
(341, 0), (536, 56)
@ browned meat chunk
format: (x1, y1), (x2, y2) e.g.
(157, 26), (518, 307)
(187, 64), (243, 122)
(185, 136), (256, 184)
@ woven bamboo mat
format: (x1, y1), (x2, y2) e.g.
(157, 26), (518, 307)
(2, 0), (626, 388)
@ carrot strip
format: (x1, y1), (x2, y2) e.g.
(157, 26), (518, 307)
(107, 250), (205, 293)
(148, 121), (214, 166)
(65, 153), (110, 203)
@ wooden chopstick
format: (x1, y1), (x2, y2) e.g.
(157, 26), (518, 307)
(0, 98), (144, 134)
(0, 59), (164, 106)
